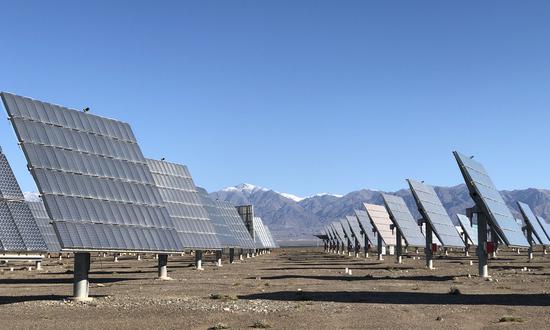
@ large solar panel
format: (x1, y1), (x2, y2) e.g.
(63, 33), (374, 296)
(2, 92), (182, 252)
(382, 194), (425, 247)
(346, 215), (363, 246)
(453, 152), (529, 247)
(353, 210), (377, 246)
(536, 216), (550, 241)
(217, 201), (256, 249)
(147, 159), (221, 249)
(28, 200), (61, 252)
(363, 203), (395, 246)
(456, 214), (478, 245)
(407, 179), (465, 248)
(0, 148), (47, 252)
(196, 187), (240, 248)
(517, 202), (550, 245)
(257, 217), (277, 248)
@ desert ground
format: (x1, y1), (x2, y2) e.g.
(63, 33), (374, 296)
(0, 247), (548, 329)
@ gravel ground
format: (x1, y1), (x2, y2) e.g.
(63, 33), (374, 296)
(0, 247), (549, 329)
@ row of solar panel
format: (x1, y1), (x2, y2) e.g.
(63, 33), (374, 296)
(24, 143), (154, 185)
(2, 92), (136, 142)
(13, 118), (144, 163)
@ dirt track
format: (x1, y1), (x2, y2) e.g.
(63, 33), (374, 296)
(0, 247), (549, 329)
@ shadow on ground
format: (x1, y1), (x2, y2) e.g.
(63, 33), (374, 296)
(249, 274), (456, 282)
(0, 294), (108, 305)
(239, 290), (550, 306)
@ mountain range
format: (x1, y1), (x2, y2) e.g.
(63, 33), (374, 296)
(209, 183), (550, 244)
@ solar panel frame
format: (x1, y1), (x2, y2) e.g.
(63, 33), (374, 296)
(382, 194), (425, 247)
(2, 92), (182, 253)
(196, 188), (240, 248)
(27, 200), (62, 252)
(456, 214), (478, 246)
(339, 218), (355, 249)
(252, 217), (268, 249)
(517, 202), (550, 246)
(263, 224), (278, 248)
(453, 151), (529, 247)
(407, 179), (465, 248)
(353, 209), (377, 247)
(331, 222), (345, 245)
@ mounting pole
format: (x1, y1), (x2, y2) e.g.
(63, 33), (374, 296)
(364, 233), (369, 258)
(471, 208), (489, 278)
(229, 248), (235, 263)
(73, 252), (92, 301)
(524, 226), (534, 260)
(158, 254), (170, 280)
(195, 250), (204, 270)
(216, 250), (223, 267)
(424, 220), (434, 270)
(394, 226), (403, 264)
(377, 234), (384, 260)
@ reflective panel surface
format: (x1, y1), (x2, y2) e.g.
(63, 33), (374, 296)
(382, 194), (425, 247)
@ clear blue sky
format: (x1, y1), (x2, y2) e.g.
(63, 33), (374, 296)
(1, 1), (549, 197)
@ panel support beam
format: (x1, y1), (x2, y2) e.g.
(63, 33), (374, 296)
(377, 234), (384, 260)
(424, 220), (434, 270)
(395, 229), (403, 264)
(229, 248), (235, 264)
(467, 206), (489, 278)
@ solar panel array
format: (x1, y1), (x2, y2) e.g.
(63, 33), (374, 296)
(363, 203), (395, 246)
(217, 201), (256, 249)
(517, 202), (550, 245)
(382, 194), (425, 247)
(536, 216), (550, 242)
(27, 200), (61, 252)
(253, 217), (277, 249)
(456, 214), (478, 245)
(147, 159), (221, 249)
(346, 215), (363, 246)
(407, 179), (465, 248)
(453, 152), (529, 247)
(0, 149), (48, 252)
(332, 221), (345, 244)
(353, 209), (377, 246)
(2, 92), (182, 252)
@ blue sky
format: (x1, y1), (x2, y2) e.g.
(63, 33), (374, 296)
(0, 1), (549, 197)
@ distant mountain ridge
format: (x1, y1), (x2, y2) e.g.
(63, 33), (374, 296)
(210, 183), (550, 242)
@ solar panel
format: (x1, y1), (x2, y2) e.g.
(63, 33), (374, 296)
(354, 209), (380, 246)
(453, 151), (529, 247)
(332, 222), (345, 245)
(263, 224), (279, 248)
(2, 92), (182, 252)
(218, 201), (256, 249)
(27, 200), (61, 252)
(346, 215), (363, 247)
(535, 216), (550, 241)
(0, 148), (48, 252)
(456, 214), (478, 245)
(362, 203), (395, 246)
(195, 187), (240, 248)
(339, 218), (355, 249)
(147, 159), (221, 250)
(252, 217), (267, 249)
(517, 202), (550, 245)
(407, 179), (465, 248)
(382, 194), (425, 247)
(236, 205), (254, 241)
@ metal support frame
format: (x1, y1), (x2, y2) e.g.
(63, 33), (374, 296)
(364, 234), (369, 258)
(157, 254), (170, 280)
(524, 225), (534, 260)
(216, 250), (223, 267)
(229, 248), (235, 263)
(73, 252), (92, 301)
(354, 237), (360, 258)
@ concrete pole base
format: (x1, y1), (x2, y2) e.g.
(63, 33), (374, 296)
(35, 261), (42, 270)
(137, 254), (141, 261)
(397, 256), (402, 264)
(378, 255), (383, 261)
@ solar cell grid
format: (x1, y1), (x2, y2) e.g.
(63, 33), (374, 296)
(453, 151), (529, 247)
(339, 218), (355, 249)
(346, 215), (363, 245)
(536, 216), (550, 241)
(407, 179), (464, 248)
(382, 194), (425, 247)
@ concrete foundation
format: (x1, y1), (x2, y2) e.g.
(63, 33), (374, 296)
(216, 250), (223, 267)
(195, 250), (204, 270)
(35, 261), (42, 270)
